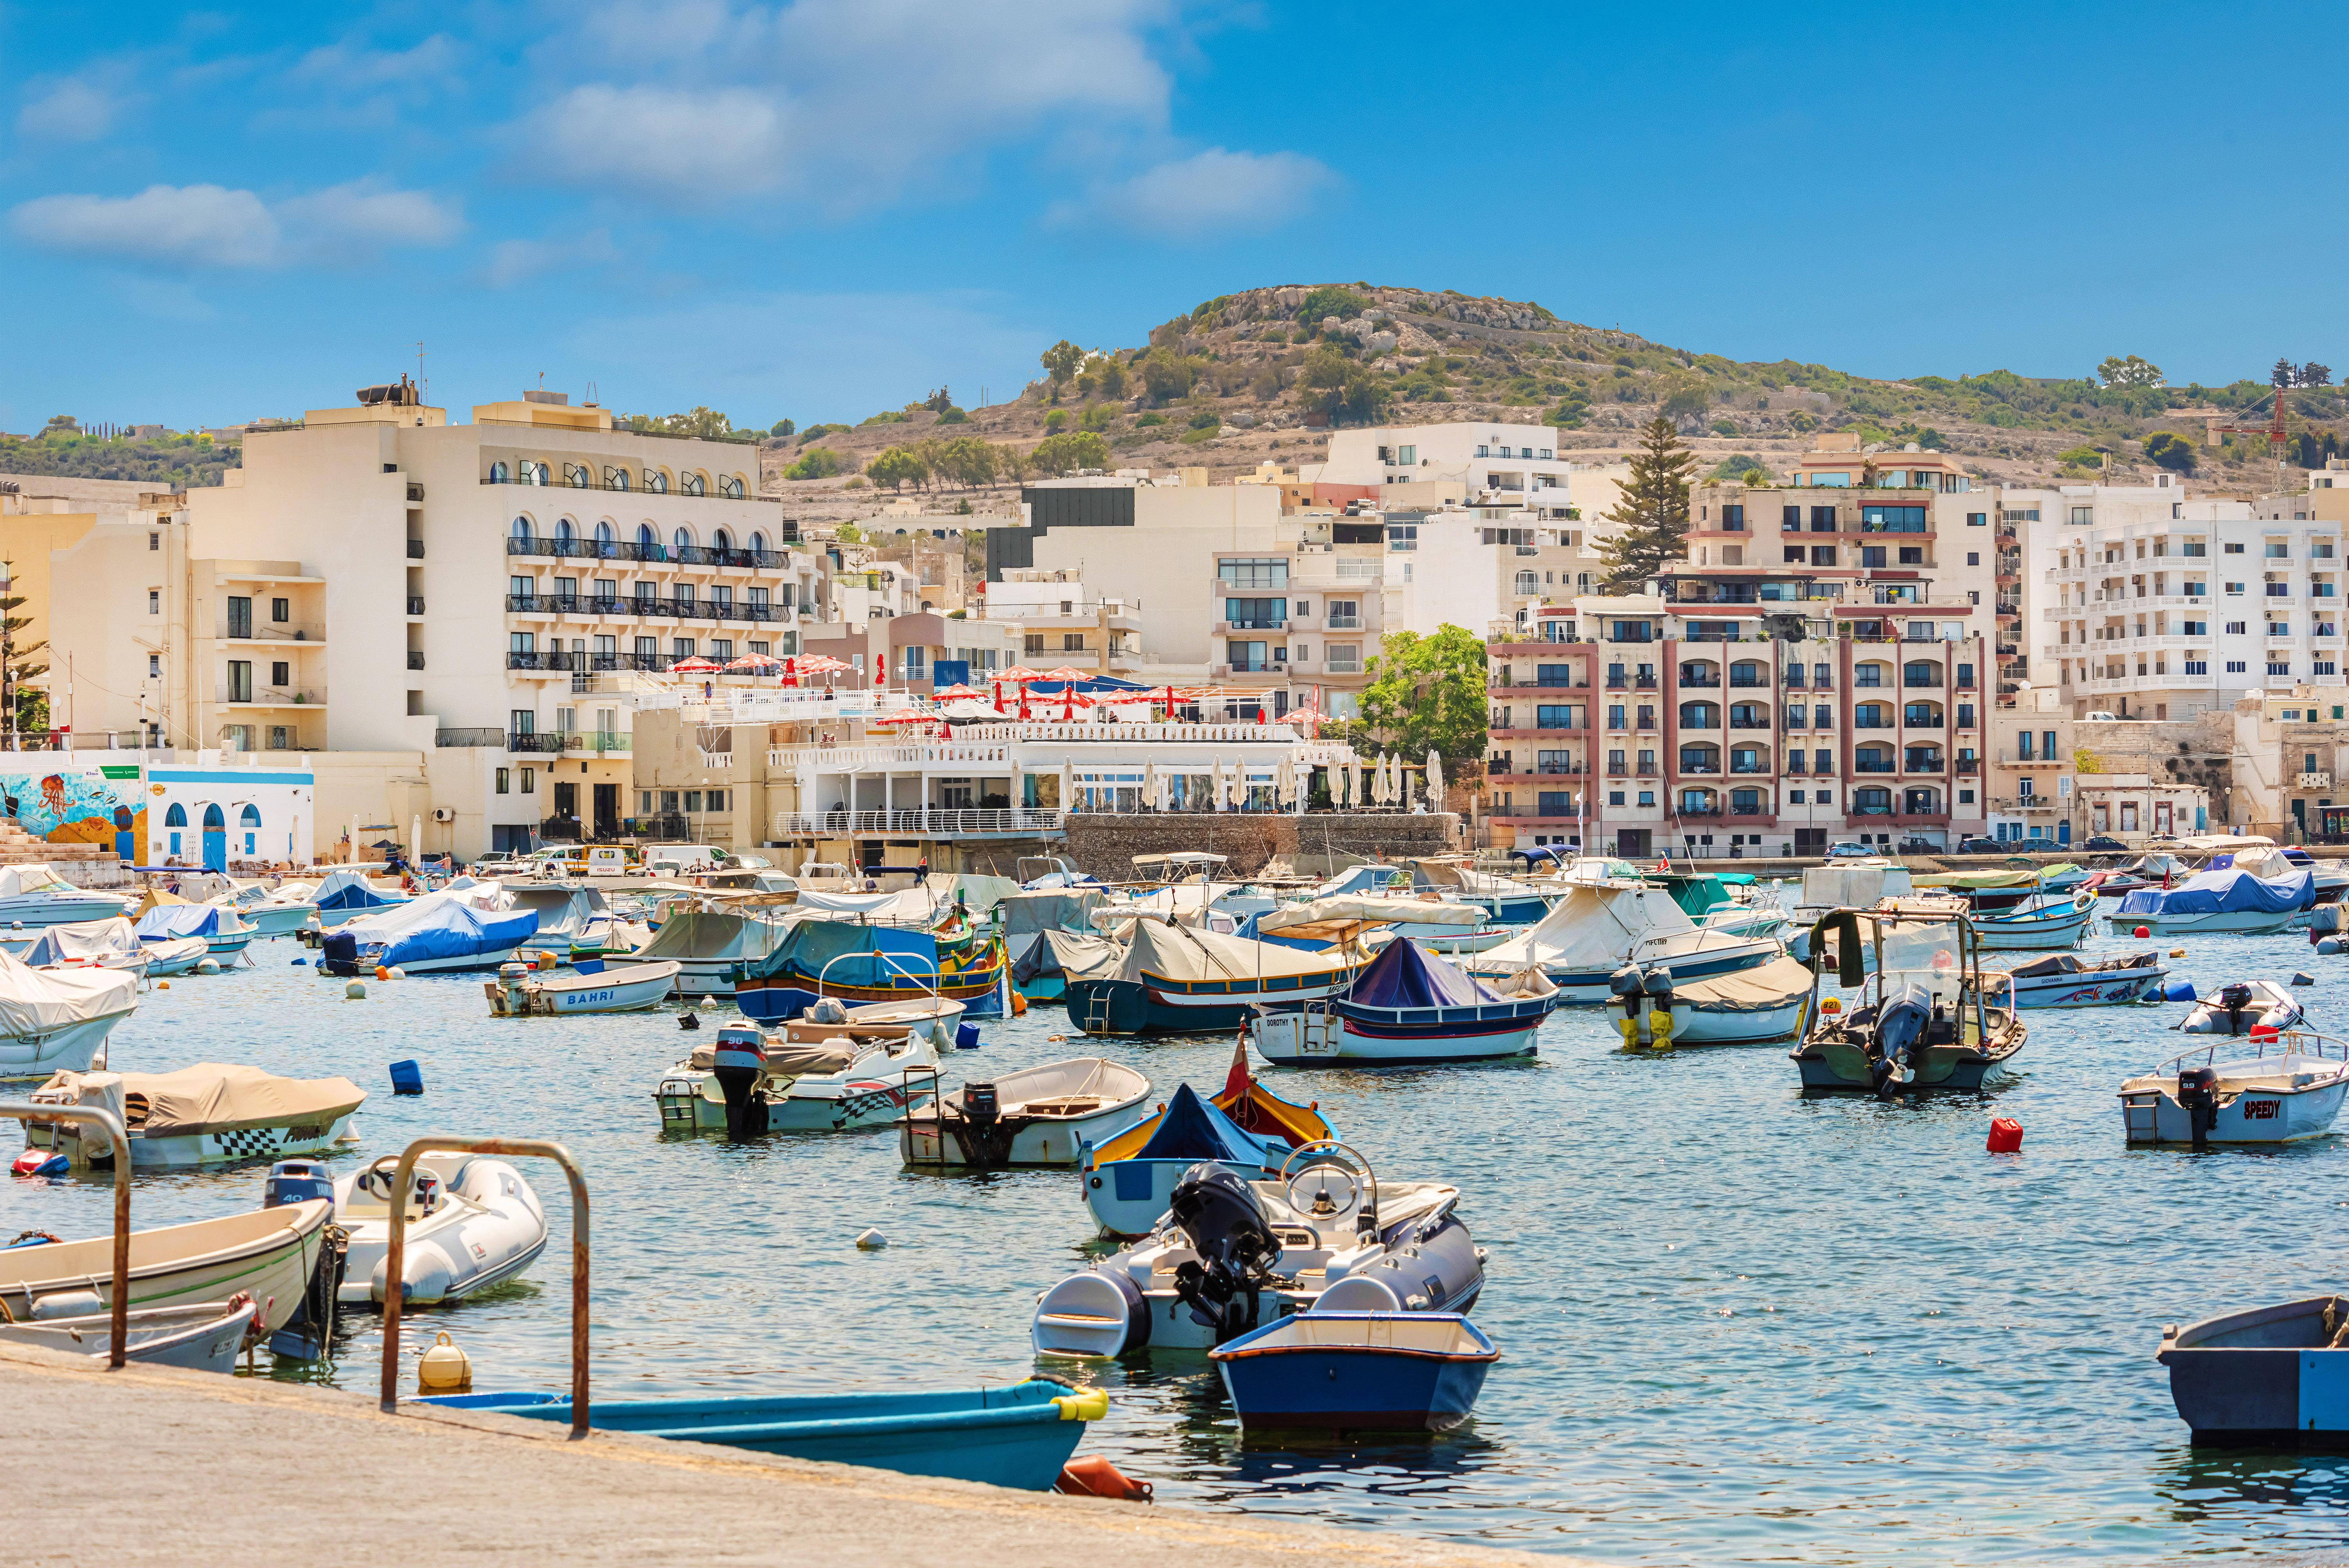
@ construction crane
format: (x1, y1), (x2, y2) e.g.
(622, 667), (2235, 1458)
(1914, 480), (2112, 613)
(2209, 381), (2296, 492)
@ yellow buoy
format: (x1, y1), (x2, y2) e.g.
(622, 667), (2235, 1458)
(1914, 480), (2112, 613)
(1821, 996), (1842, 1014)
(157, 981), (169, 991)
(417, 1330), (472, 1394)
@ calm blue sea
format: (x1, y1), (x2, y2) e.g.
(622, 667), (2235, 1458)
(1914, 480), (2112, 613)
(9, 915), (2349, 1565)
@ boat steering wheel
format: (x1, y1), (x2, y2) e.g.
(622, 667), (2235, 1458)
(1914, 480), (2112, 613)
(1277, 1139), (1379, 1228)
(356, 1155), (404, 1201)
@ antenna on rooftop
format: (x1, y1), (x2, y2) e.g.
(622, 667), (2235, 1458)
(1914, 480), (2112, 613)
(415, 341), (428, 404)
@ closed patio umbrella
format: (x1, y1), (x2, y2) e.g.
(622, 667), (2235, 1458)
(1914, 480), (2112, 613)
(1427, 748), (1444, 808)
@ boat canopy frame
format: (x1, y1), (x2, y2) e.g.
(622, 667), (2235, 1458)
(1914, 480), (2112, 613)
(1804, 904), (1999, 1048)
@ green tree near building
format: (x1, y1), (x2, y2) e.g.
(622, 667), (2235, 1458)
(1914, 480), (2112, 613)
(0, 562), (48, 743)
(1028, 431), (1109, 476)
(1593, 415), (1699, 592)
(865, 446), (928, 492)
(1357, 626), (1489, 765)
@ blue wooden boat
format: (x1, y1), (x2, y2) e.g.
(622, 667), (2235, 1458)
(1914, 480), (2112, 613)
(2158, 1295), (2349, 1446)
(1079, 1048), (1331, 1236)
(735, 916), (1007, 1021)
(1066, 918), (1363, 1035)
(1210, 1312), (1498, 1432)
(1251, 934), (1558, 1065)
(424, 1377), (1104, 1488)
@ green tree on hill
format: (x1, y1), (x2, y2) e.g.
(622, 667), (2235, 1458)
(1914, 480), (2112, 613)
(1296, 347), (1390, 426)
(1593, 416), (1698, 592)
(2143, 431), (2198, 473)
(784, 446), (851, 481)
(865, 446), (927, 492)
(1040, 340), (1084, 403)
(2097, 355), (2164, 388)
(1029, 431), (1109, 476)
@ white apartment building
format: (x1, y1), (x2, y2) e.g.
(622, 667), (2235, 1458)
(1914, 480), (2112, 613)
(1321, 422), (1577, 522)
(2026, 476), (2347, 721)
(48, 383), (831, 857)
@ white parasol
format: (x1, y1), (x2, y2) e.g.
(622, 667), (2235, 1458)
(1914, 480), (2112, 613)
(1427, 748), (1444, 807)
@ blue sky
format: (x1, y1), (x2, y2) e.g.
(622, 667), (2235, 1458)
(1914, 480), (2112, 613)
(2, 1), (2338, 434)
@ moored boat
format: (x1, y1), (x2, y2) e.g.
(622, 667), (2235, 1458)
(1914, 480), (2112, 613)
(0, 864), (133, 928)
(2158, 1297), (2349, 1445)
(134, 895), (254, 958)
(1991, 950), (2168, 1007)
(1064, 918), (1364, 1035)
(307, 867), (408, 926)
(1789, 903), (2026, 1095)
(1461, 880), (1696, 1002)
(485, 958), (681, 1015)
(2178, 979), (2304, 1035)
(2119, 1030), (2349, 1145)
(734, 912), (1007, 1021)
(901, 1057), (1149, 1169)
(25, 1063), (363, 1169)
(321, 889), (539, 976)
(0, 1197), (335, 1336)
(1968, 889), (2099, 950)
(331, 1151), (549, 1306)
(0, 1294), (258, 1372)
(0, 949), (139, 1079)
(1610, 954), (1815, 1047)
(1211, 1312), (1499, 1433)
(657, 1020), (946, 1135)
(628, 906), (790, 998)
(1079, 1048), (1330, 1237)
(2114, 866), (2310, 936)
(20, 916), (150, 980)
(1249, 934), (1558, 1066)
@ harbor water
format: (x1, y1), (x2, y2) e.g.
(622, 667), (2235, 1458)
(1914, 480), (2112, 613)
(12, 919), (2349, 1564)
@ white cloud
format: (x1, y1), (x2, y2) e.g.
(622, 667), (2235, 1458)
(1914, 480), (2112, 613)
(16, 77), (124, 143)
(1063, 147), (1332, 238)
(9, 180), (462, 269)
(480, 229), (620, 289)
(10, 184), (280, 267)
(519, 86), (787, 202)
(285, 34), (462, 89)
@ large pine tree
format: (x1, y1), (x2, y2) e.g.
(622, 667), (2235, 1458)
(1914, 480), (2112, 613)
(1593, 415), (1699, 592)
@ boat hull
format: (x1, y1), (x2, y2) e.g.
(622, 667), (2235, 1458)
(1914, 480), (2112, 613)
(1615, 992), (1811, 1047)
(1250, 1007), (1543, 1066)
(656, 1067), (936, 1134)
(0, 893), (134, 928)
(2159, 1296), (2349, 1446)
(0, 1297), (258, 1372)
(902, 1098), (1145, 1168)
(2115, 909), (2300, 936)
(0, 1009), (132, 1080)
(1066, 970), (1359, 1035)
(327, 942), (528, 976)
(1970, 909), (2094, 950)
(1791, 1034), (2024, 1094)
(738, 968), (1004, 1023)
(2000, 966), (2168, 1007)
(2120, 1079), (2349, 1144)
(336, 1157), (549, 1307)
(1212, 1316), (1496, 1432)
(0, 1199), (333, 1334)
(487, 961), (680, 1016)
(236, 903), (316, 937)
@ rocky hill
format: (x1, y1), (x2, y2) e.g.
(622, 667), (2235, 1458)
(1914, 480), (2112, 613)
(761, 282), (2342, 521)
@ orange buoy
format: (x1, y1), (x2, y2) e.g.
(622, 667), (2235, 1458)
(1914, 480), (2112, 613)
(1011, 989), (1028, 1017)
(1986, 1117), (2023, 1154)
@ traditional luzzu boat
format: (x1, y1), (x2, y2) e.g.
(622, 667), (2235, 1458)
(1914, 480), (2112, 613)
(2118, 1029), (2349, 1146)
(0, 949), (139, 1080)
(1788, 902), (2026, 1096)
(1991, 950), (2168, 1007)
(426, 1379), (1105, 1490)
(1609, 954), (1816, 1048)
(1079, 1045), (1331, 1237)
(1211, 1313), (1499, 1433)
(1064, 918), (1365, 1036)
(900, 1057), (1150, 1169)
(2158, 1295), (2349, 1445)
(1460, 880), (1698, 1003)
(1249, 932), (1559, 1066)
(734, 912), (1007, 1021)
(0, 1198), (335, 1338)
(24, 1064), (364, 1169)
(2114, 865), (2312, 936)
(1032, 1141), (1483, 1356)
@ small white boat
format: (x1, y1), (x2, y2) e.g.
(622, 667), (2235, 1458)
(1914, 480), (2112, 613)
(331, 1151), (549, 1306)
(20, 917), (150, 981)
(502, 882), (620, 957)
(0, 1199), (335, 1336)
(485, 959), (681, 1016)
(25, 1063), (363, 1169)
(1992, 951), (2168, 1008)
(133, 895), (254, 958)
(0, 864), (133, 928)
(1249, 937), (1558, 1066)
(1627, 925), (1784, 982)
(141, 936), (210, 976)
(657, 1021), (948, 1134)
(2177, 980), (2304, 1036)
(1969, 891), (2098, 950)
(0, 1294), (258, 1371)
(226, 885), (319, 938)
(0, 950), (139, 1080)
(902, 1058), (1150, 1169)
(2120, 1030), (2349, 1145)
(1610, 954), (1816, 1047)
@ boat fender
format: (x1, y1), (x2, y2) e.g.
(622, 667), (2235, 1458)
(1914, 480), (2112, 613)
(2164, 980), (2197, 1003)
(1055, 1455), (1151, 1501)
(1050, 1387), (1110, 1422)
(1647, 1010), (1674, 1050)
(2322, 938), (2345, 957)
(29, 1288), (103, 1320)
(2178, 1065), (2221, 1150)
(1616, 1016), (1640, 1050)
(197, 958), (220, 975)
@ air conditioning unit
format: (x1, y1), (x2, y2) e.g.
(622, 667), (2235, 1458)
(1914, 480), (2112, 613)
(432, 807), (455, 823)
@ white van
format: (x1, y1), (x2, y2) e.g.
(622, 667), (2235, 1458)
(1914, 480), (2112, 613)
(644, 844), (725, 878)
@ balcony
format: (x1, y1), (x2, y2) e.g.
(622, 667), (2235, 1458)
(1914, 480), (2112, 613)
(1729, 718), (1770, 730)
(507, 731), (568, 754)
(1854, 760), (1896, 774)
(2301, 772), (2334, 789)
(1326, 615), (1362, 630)
(1634, 677), (1658, 690)
(407, 597), (426, 615)
(1729, 676), (1766, 689)
(505, 536), (786, 567)
(434, 727), (503, 748)
(507, 651), (583, 672)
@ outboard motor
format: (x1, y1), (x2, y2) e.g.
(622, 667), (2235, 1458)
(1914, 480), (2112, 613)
(319, 930), (359, 975)
(1870, 981), (1934, 1099)
(1167, 1163), (1282, 1343)
(263, 1157), (334, 1209)
(955, 1080), (1018, 1169)
(2178, 1064), (2221, 1150)
(2218, 982), (2255, 1036)
(709, 1026), (769, 1139)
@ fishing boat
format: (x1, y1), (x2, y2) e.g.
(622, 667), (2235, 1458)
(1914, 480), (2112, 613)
(1265, 867), (1511, 954)
(658, 1020), (946, 1135)
(134, 896), (254, 959)
(1914, 866), (2075, 916)
(2114, 866), (2311, 936)
(1064, 918), (1365, 1035)
(1012, 928), (1124, 1003)
(424, 1378), (1105, 1490)
(23, 1064), (364, 1169)
(902, 1057), (1150, 1169)
(20, 916), (150, 979)
(1609, 954), (1816, 1047)
(1001, 886), (1109, 1000)
(2158, 1296), (2349, 1445)
(308, 867), (407, 927)
(1786, 863), (1914, 963)
(1789, 903), (2026, 1095)
(1210, 1313), (1499, 1433)
(320, 890), (539, 975)
(331, 1151), (549, 1306)
(1991, 950), (2168, 1007)
(0, 1294), (258, 1372)
(629, 905), (790, 997)
(1410, 857), (1551, 923)
(0, 1197), (335, 1336)
(2119, 1030), (2349, 1145)
(1079, 1046), (1331, 1237)
(0, 949), (139, 1079)
(1461, 880), (1696, 1002)
(1967, 889), (2099, 950)
(485, 958), (682, 1016)
(1250, 934), (1559, 1066)
(1032, 1142), (1483, 1355)
(734, 912), (1008, 1021)
(501, 882), (619, 957)
(0, 864), (132, 928)
(2178, 980), (2305, 1035)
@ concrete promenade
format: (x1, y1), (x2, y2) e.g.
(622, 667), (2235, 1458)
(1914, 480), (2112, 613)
(2, 1343), (1587, 1567)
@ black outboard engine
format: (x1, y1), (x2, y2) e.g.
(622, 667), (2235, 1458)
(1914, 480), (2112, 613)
(957, 1080), (1018, 1169)
(1870, 981), (1934, 1099)
(2178, 1064), (2221, 1150)
(319, 930), (359, 975)
(709, 1026), (769, 1139)
(2218, 982), (2255, 1036)
(1167, 1163), (1282, 1343)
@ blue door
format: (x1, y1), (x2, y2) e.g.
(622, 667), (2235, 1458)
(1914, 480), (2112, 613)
(2057, 820), (2070, 846)
(201, 804), (226, 871)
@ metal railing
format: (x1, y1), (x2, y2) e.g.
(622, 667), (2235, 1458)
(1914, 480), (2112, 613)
(505, 537), (786, 567)
(770, 808), (1067, 836)
(507, 593), (786, 624)
(435, 727), (503, 747)
(507, 731), (568, 753)
(381, 1135), (587, 1436)
(0, 1100), (129, 1366)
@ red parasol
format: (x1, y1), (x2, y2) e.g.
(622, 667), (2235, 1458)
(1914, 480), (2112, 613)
(997, 665), (1044, 684)
(669, 656), (721, 673)
(725, 653), (783, 672)
(1041, 665), (1091, 684)
(933, 683), (986, 700)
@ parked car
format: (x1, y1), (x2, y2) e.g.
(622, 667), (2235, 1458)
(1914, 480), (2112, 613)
(2081, 834), (2128, 852)
(1955, 836), (2003, 854)
(1897, 836), (1941, 854)
(1825, 841), (1877, 860)
(2082, 711), (2122, 722)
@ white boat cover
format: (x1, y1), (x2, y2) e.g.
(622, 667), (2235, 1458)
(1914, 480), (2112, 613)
(634, 908), (790, 964)
(1001, 888), (1107, 939)
(1256, 894), (1486, 932)
(0, 864), (82, 898)
(35, 1063), (363, 1136)
(795, 874), (1018, 923)
(1466, 883), (1693, 976)
(168, 871), (235, 902)
(1800, 865), (1915, 908)
(503, 885), (608, 938)
(1095, 884), (1240, 927)
(1110, 918), (1354, 985)
(21, 918), (141, 966)
(1670, 955), (1816, 1012)
(1040, 930), (1126, 982)
(0, 948), (136, 1033)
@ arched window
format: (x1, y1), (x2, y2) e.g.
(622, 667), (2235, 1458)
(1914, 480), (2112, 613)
(594, 520), (615, 546)
(606, 466), (630, 492)
(1904, 701), (1942, 727)
(510, 516), (535, 542)
(749, 531), (766, 556)
(1514, 570), (1538, 595)
(523, 461), (548, 485)
(1854, 786), (1893, 814)
(1678, 789), (1717, 815)
(201, 804), (224, 829)
(489, 461), (510, 483)
(720, 475), (745, 500)
(673, 526), (693, 553)
(239, 804), (261, 827)
(554, 517), (576, 543)
(681, 472), (706, 497)
(646, 470), (668, 494)
(1679, 701), (1719, 729)
(635, 523), (657, 551)
(1678, 742), (1720, 773)
(164, 803), (187, 827)
(712, 528), (732, 553)
(1857, 744), (1895, 773)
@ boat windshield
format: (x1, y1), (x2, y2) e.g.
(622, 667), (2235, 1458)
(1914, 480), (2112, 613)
(1876, 917), (1967, 1010)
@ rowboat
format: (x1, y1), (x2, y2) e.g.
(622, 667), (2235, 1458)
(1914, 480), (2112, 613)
(2158, 1297), (2349, 1445)
(0, 1198), (335, 1335)
(1611, 954), (1815, 1047)
(1967, 890), (2098, 950)
(1249, 934), (1558, 1066)
(1211, 1312), (1499, 1433)
(423, 1378), (1105, 1491)
(485, 959), (681, 1016)
(0, 1294), (258, 1372)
